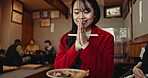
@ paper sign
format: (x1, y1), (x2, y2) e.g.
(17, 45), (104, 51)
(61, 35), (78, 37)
(51, 23), (54, 32)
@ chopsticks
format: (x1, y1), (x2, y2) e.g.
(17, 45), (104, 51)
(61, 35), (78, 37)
(68, 34), (99, 36)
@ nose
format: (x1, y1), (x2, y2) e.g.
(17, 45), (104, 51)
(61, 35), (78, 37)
(79, 12), (85, 19)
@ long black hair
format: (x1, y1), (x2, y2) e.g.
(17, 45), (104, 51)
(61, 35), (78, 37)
(62, 0), (101, 49)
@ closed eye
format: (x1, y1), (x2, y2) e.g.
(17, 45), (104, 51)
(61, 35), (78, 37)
(74, 12), (79, 14)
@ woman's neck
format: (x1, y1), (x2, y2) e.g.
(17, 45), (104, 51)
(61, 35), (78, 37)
(84, 26), (92, 32)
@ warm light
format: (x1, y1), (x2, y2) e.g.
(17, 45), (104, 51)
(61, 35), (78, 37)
(139, 0), (143, 23)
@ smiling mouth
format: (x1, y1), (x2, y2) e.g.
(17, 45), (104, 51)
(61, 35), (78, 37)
(82, 20), (88, 24)
(78, 20), (88, 24)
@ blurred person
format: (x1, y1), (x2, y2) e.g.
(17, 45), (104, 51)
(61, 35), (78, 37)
(44, 40), (56, 54)
(25, 39), (39, 53)
(133, 42), (148, 78)
(120, 42), (148, 78)
(44, 40), (56, 64)
(5, 39), (31, 66)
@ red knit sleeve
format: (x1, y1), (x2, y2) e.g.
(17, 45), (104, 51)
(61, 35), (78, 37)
(54, 34), (80, 69)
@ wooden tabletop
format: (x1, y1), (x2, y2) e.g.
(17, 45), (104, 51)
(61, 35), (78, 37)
(25, 68), (53, 78)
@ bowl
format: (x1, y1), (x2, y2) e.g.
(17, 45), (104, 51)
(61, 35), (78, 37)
(46, 68), (89, 78)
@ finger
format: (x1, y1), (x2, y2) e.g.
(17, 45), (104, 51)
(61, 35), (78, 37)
(77, 21), (81, 45)
(79, 20), (82, 44)
(80, 20), (84, 33)
(77, 21), (81, 33)
(137, 70), (143, 77)
(79, 20), (82, 33)
(139, 70), (145, 77)
(79, 20), (83, 27)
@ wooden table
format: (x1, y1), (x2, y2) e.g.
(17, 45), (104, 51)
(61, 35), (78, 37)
(25, 69), (51, 78)
(24, 54), (47, 64)
(24, 53), (55, 64)
(24, 65), (54, 78)
(0, 65), (53, 78)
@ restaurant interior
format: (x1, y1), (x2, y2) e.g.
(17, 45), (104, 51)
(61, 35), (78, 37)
(0, 0), (148, 78)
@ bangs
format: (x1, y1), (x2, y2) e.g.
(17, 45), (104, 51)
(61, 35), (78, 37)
(76, 0), (90, 12)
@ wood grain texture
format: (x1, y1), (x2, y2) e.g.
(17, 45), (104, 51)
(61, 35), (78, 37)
(122, 34), (148, 57)
(22, 12), (33, 50)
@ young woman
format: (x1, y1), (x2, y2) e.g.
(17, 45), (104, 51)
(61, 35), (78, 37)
(25, 39), (39, 53)
(44, 40), (56, 54)
(54, 0), (114, 78)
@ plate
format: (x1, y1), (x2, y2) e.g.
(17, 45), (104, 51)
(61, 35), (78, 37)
(46, 69), (89, 78)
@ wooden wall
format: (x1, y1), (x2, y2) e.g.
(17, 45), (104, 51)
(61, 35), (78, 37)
(123, 34), (148, 57)
(22, 12), (33, 50)
(127, 43), (147, 57)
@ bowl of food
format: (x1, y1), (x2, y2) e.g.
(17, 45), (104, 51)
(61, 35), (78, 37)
(46, 69), (89, 78)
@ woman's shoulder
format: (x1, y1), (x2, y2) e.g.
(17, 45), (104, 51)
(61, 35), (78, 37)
(34, 44), (39, 47)
(60, 32), (70, 41)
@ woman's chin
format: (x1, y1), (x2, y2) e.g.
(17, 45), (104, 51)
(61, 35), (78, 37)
(83, 25), (90, 29)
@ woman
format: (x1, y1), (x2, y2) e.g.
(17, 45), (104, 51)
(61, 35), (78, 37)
(54, 0), (114, 78)
(25, 39), (39, 53)
(44, 40), (56, 54)
(44, 40), (56, 64)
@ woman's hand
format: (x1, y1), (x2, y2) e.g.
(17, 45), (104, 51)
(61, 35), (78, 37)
(76, 20), (88, 46)
(133, 64), (145, 78)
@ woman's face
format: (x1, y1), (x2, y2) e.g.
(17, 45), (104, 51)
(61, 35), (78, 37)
(30, 40), (35, 46)
(45, 43), (50, 47)
(73, 0), (95, 29)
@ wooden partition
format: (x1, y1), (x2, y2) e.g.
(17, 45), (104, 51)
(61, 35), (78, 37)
(123, 34), (148, 58)
(127, 43), (147, 57)
(22, 12), (33, 50)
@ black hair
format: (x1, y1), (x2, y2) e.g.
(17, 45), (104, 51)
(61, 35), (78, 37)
(62, 0), (101, 49)
(29, 39), (35, 43)
(44, 40), (51, 45)
(14, 39), (21, 44)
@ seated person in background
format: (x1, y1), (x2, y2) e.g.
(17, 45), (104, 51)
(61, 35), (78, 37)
(0, 49), (5, 58)
(44, 40), (56, 54)
(133, 43), (148, 78)
(25, 39), (39, 53)
(121, 42), (148, 78)
(5, 39), (31, 66)
(44, 40), (56, 64)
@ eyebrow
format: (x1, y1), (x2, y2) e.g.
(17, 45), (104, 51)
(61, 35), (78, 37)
(74, 8), (90, 11)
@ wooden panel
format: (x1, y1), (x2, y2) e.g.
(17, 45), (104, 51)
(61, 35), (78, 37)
(127, 43), (147, 57)
(105, 0), (122, 6)
(139, 43), (147, 48)
(18, 0), (54, 11)
(22, 12), (33, 50)
(123, 33), (148, 58)
(135, 44), (141, 57)
(132, 34), (148, 44)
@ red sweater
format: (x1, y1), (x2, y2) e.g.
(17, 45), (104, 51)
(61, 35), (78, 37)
(54, 26), (114, 78)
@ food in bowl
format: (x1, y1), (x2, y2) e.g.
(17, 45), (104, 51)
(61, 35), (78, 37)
(46, 69), (89, 78)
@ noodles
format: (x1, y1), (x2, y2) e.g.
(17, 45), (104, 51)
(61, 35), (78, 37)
(51, 69), (89, 78)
